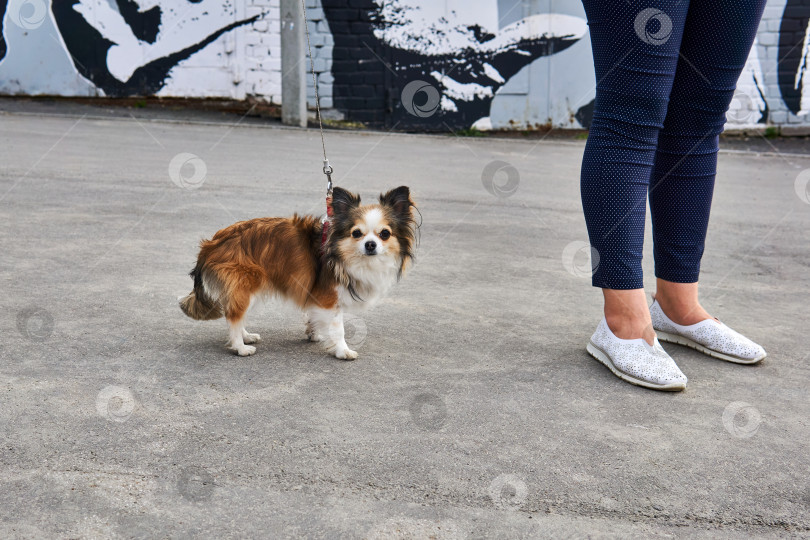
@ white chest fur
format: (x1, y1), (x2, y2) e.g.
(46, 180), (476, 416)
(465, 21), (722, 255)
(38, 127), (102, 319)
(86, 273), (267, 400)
(338, 256), (400, 311)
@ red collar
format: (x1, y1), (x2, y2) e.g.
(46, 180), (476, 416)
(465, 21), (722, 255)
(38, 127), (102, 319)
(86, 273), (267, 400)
(320, 193), (334, 252)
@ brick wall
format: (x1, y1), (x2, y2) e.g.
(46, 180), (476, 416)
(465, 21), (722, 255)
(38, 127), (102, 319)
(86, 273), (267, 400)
(315, 0), (388, 125)
(294, 0), (810, 131)
(304, 0), (335, 110)
(1, 0), (808, 131)
(765, 0), (810, 130)
(244, 0), (282, 104)
(238, 0), (337, 110)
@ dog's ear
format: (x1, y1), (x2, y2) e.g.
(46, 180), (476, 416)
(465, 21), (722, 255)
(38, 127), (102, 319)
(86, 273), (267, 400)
(331, 187), (361, 215)
(379, 186), (413, 217)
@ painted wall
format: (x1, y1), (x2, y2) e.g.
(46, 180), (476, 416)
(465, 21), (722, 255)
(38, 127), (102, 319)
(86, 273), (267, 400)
(1, 0), (809, 131)
(0, 0), (281, 102)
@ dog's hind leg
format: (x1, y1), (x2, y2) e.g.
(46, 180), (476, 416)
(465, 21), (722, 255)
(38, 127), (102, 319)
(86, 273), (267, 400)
(217, 263), (264, 356)
(225, 291), (257, 356)
(240, 296), (261, 344)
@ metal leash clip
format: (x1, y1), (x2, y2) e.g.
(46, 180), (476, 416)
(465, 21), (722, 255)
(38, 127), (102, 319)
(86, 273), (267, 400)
(323, 159), (333, 194)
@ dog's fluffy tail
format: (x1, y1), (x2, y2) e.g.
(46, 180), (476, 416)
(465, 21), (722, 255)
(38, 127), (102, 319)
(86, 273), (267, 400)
(179, 262), (223, 320)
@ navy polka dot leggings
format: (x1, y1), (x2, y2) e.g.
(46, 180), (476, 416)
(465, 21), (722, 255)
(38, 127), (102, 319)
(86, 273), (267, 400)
(580, 0), (766, 289)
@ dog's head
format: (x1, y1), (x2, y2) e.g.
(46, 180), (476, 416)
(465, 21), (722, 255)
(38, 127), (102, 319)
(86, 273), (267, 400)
(327, 186), (418, 279)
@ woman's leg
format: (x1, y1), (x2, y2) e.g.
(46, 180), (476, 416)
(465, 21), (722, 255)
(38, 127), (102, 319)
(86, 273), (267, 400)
(602, 288), (657, 344)
(654, 279), (708, 325)
(649, 0), (767, 323)
(580, 0), (690, 342)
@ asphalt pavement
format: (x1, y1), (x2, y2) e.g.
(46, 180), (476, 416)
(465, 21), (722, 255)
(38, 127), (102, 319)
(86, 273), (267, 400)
(2, 100), (809, 538)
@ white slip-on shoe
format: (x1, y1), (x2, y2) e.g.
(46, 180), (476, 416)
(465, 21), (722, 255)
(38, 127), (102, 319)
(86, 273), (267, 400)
(586, 318), (687, 391)
(650, 300), (766, 365)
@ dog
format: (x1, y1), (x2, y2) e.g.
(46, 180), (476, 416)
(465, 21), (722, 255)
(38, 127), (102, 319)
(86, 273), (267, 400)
(179, 186), (417, 359)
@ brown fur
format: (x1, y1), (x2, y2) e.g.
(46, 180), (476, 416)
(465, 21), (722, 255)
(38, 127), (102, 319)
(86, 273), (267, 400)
(181, 215), (338, 326)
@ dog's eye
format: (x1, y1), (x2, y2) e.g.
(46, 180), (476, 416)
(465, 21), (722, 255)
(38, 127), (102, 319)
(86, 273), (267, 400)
(351, 229), (363, 239)
(379, 229), (391, 240)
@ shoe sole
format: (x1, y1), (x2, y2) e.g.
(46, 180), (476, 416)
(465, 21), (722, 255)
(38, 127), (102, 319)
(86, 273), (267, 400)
(654, 330), (766, 365)
(586, 341), (686, 392)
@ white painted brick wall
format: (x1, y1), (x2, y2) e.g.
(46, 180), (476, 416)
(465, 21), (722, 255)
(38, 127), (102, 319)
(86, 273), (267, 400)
(240, 0), (331, 107)
(244, 0), (283, 104)
(305, 0), (334, 109)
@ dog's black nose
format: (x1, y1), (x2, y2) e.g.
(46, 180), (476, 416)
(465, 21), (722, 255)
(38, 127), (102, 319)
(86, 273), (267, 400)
(365, 240), (377, 253)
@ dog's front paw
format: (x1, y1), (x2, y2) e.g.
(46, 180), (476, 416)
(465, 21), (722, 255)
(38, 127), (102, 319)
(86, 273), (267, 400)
(231, 345), (256, 356)
(243, 332), (261, 344)
(334, 348), (358, 360)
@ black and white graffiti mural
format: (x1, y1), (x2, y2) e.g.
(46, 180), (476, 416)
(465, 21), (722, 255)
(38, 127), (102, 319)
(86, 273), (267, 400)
(51, 0), (259, 97)
(0, 0), (809, 130)
(322, 0), (587, 129)
(779, 0), (810, 116)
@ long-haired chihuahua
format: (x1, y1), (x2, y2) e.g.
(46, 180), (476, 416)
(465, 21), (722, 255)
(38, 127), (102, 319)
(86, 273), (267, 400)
(179, 186), (417, 359)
